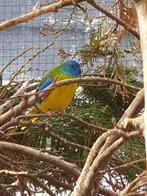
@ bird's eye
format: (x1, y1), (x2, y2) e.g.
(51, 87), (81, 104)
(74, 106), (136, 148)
(71, 64), (75, 69)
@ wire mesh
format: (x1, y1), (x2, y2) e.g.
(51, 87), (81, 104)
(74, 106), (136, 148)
(0, 0), (142, 81)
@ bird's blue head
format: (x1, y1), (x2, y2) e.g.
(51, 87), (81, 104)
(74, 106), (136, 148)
(62, 60), (81, 78)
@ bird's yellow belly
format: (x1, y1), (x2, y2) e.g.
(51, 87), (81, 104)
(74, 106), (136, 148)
(37, 83), (77, 112)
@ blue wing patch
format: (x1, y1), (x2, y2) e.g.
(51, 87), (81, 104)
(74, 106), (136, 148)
(39, 78), (53, 91)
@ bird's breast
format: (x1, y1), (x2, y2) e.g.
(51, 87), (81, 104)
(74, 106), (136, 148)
(37, 83), (77, 112)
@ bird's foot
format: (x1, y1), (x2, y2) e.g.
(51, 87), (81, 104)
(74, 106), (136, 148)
(59, 110), (66, 117)
(47, 111), (53, 117)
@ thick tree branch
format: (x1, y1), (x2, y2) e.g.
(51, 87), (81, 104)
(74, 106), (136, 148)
(73, 129), (141, 196)
(134, 0), (147, 171)
(0, 142), (80, 178)
(0, 0), (83, 31)
(98, 88), (144, 157)
(117, 89), (144, 126)
(120, 171), (146, 195)
(120, 115), (144, 132)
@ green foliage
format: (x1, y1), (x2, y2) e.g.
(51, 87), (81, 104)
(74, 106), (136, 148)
(114, 138), (145, 182)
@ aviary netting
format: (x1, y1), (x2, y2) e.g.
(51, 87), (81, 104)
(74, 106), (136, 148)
(0, 1), (146, 196)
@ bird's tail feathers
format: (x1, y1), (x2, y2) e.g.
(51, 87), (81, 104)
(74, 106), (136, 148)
(21, 106), (39, 130)
(5, 106), (39, 137)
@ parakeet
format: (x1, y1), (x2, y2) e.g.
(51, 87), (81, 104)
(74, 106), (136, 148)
(6, 60), (81, 136)
(33, 60), (81, 113)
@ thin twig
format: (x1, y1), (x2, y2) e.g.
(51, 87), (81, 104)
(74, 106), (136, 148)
(67, 113), (107, 132)
(100, 158), (145, 174)
(0, 48), (32, 76)
(43, 126), (90, 151)
(88, 0), (140, 39)
(0, 42), (54, 98)
(0, 76), (141, 103)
